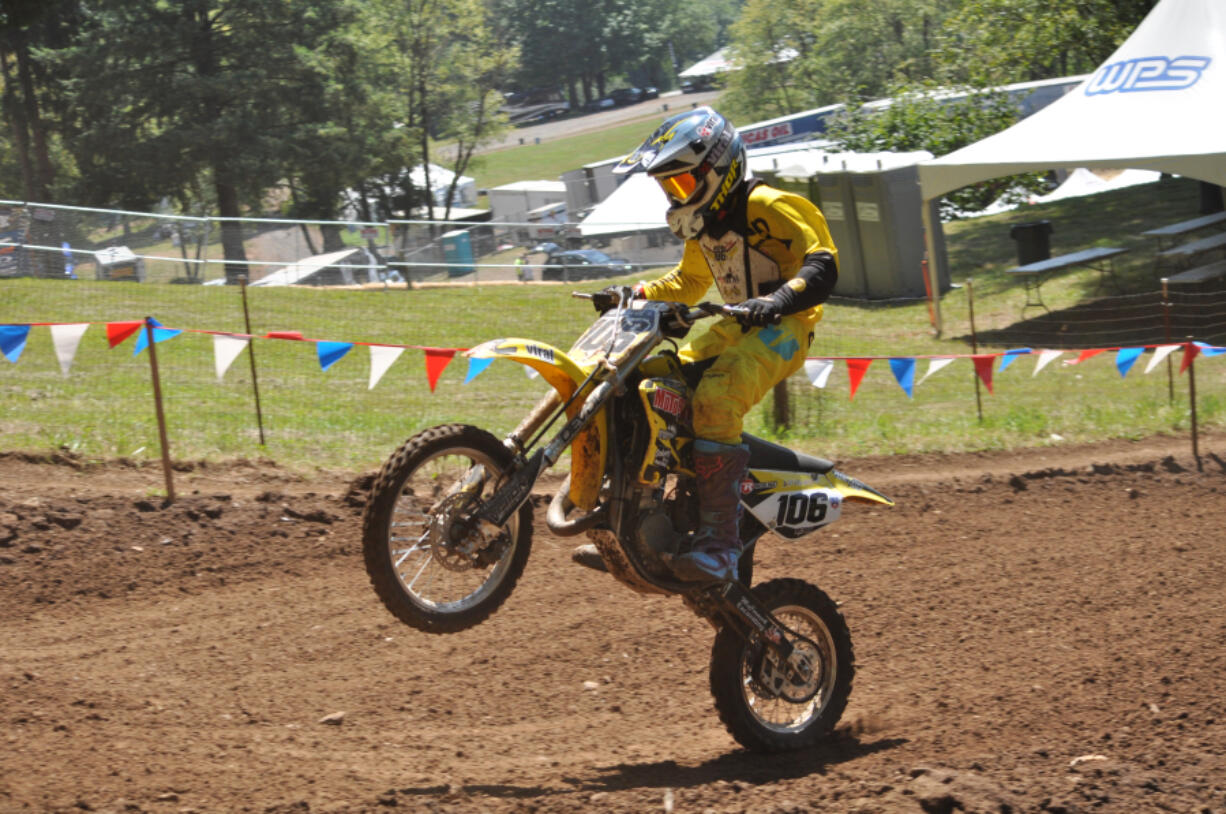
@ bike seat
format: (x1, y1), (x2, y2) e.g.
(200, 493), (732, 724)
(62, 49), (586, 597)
(742, 433), (835, 475)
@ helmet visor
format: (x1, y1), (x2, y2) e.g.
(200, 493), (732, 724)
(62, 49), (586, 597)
(657, 170), (701, 203)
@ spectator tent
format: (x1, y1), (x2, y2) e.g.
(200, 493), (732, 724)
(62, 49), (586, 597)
(916, 0), (1226, 330)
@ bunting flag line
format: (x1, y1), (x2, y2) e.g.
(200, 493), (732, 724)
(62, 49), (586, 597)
(998, 348), (1032, 373)
(50, 323), (89, 375)
(1180, 342), (1200, 374)
(1066, 348), (1106, 366)
(317, 341), (354, 371)
(464, 356), (494, 384)
(918, 357), (955, 386)
(3, 319), (1226, 400)
(972, 355), (996, 394)
(423, 348), (456, 393)
(889, 357), (916, 399)
(133, 318), (183, 356)
(1033, 349), (1063, 376)
(803, 358), (834, 389)
(845, 358), (873, 400)
(106, 321), (142, 348)
(1115, 346), (1144, 378)
(368, 345), (404, 390)
(1144, 344), (1179, 374)
(213, 335), (249, 381)
(0, 324), (30, 363)
(1197, 341), (1226, 358)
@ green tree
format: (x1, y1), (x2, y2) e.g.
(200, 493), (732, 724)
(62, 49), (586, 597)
(937, 0), (1157, 85)
(47, 0), (357, 281)
(366, 0), (514, 223)
(827, 81), (1052, 217)
(723, 0), (950, 121)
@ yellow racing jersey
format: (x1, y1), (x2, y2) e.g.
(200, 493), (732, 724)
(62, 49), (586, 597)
(639, 183), (838, 329)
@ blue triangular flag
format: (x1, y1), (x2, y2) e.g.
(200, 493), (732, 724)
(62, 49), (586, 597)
(133, 318), (183, 355)
(1194, 341), (1226, 357)
(1115, 346), (1144, 377)
(0, 324), (30, 363)
(998, 348), (1032, 373)
(464, 356), (494, 383)
(317, 341), (354, 371)
(889, 357), (916, 398)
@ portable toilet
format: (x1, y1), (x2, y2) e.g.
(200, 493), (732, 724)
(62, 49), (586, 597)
(441, 229), (474, 277)
(845, 152), (948, 299)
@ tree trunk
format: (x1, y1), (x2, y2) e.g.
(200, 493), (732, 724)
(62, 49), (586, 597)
(0, 41), (35, 202)
(321, 223), (345, 252)
(14, 28), (51, 201)
(214, 178), (249, 284)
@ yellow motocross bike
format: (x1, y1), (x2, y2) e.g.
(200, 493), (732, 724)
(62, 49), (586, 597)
(362, 288), (893, 752)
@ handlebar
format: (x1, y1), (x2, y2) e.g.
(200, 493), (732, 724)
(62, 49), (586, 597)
(573, 291), (781, 328)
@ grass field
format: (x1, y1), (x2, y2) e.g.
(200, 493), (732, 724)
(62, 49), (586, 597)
(2, 168), (1223, 474)
(465, 117), (661, 191)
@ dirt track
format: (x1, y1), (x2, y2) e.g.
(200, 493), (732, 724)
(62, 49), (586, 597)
(2, 434), (1226, 813)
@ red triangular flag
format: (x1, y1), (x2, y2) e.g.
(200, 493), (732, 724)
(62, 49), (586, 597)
(972, 354), (995, 395)
(265, 331), (304, 341)
(1179, 342), (1200, 374)
(1069, 348), (1106, 365)
(845, 358), (873, 400)
(423, 348), (456, 392)
(106, 321), (142, 348)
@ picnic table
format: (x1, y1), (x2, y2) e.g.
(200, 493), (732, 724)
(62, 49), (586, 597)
(1006, 246), (1130, 314)
(1141, 210), (1226, 250)
(1155, 230), (1226, 264)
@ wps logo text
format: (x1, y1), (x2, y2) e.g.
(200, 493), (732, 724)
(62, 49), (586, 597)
(1085, 56), (1211, 95)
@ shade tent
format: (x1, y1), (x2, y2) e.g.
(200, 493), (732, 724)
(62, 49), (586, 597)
(918, 0), (1226, 332)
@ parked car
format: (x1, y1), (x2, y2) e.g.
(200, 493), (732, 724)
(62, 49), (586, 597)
(606, 87), (643, 107)
(680, 75), (718, 94)
(641, 86), (660, 100)
(539, 248), (634, 282)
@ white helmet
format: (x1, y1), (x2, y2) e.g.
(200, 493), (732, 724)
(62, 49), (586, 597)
(614, 107), (748, 240)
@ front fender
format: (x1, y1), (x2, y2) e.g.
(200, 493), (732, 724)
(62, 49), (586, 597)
(467, 338), (608, 510)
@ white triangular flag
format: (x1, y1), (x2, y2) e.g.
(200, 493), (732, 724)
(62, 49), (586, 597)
(1144, 344), (1179, 374)
(525, 365), (539, 380)
(213, 334), (249, 381)
(803, 358), (834, 388)
(368, 345), (405, 389)
(49, 323), (89, 376)
(917, 357), (955, 386)
(1032, 349), (1063, 376)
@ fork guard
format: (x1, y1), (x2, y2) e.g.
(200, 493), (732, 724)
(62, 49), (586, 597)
(466, 338), (609, 510)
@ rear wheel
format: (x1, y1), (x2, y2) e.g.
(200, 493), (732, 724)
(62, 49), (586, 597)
(362, 424), (532, 634)
(709, 578), (853, 752)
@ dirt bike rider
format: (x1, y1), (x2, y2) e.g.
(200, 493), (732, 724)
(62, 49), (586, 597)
(574, 106), (839, 583)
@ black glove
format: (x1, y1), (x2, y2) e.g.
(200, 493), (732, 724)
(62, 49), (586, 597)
(592, 285), (636, 314)
(732, 297), (782, 330)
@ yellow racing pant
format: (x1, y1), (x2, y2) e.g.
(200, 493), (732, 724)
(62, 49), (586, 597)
(675, 315), (813, 445)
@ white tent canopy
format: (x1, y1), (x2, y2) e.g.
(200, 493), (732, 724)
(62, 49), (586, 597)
(919, 0), (1226, 199)
(918, 0), (1226, 333)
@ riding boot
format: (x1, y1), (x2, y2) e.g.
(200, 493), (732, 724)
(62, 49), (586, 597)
(571, 543), (608, 572)
(671, 439), (750, 583)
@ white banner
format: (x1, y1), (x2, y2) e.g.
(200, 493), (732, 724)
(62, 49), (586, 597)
(368, 345), (405, 390)
(803, 358), (834, 388)
(1144, 343), (1180, 374)
(213, 335), (249, 381)
(1033, 349), (1063, 376)
(49, 323), (89, 376)
(918, 357), (955, 386)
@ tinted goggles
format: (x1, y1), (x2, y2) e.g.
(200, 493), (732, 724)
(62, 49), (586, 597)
(657, 170), (701, 203)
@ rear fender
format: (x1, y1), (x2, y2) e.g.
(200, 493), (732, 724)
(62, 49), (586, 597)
(466, 338), (608, 510)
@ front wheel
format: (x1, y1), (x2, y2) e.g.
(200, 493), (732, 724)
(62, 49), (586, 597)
(362, 424), (533, 634)
(709, 578), (853, 752)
